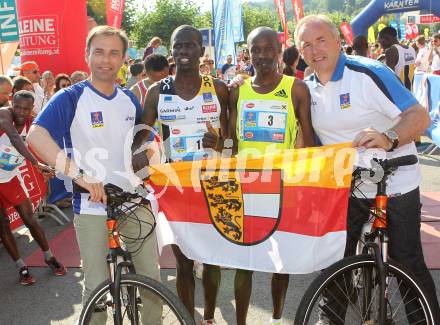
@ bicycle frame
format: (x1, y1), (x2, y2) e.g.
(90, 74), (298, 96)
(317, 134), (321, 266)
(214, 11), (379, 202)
(106, 205), (137, 325)
(360, 168), (394, 325)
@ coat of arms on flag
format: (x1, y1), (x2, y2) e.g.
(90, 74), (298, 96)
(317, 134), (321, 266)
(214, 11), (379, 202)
(201, 169), (282, 245)
(149, 143), (356, 274)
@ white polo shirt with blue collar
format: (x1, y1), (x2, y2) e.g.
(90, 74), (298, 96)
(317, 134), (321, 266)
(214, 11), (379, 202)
(305, 54), (420, 198)
(34, 80), (143, 215)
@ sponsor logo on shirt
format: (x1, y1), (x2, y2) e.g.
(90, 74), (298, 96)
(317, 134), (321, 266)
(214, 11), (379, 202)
(125, 116), (135, 121)
(245, 111), (257, 127)
(245, 131), (254, 139)
(202, 104), (217, 113)
(274, 89), (288, 98)
(246, 103), (255, 108)
(172, 129), (180, 135)
(184, 106), (194, 111)
(272, 133), (285, 141)
(160, 107), (181, 113)
(203, 92), (213, 103)
(91, 111), (104, 128)
(270, 105), (287, 110)
(164, 96), (173, 102)
(339, 93), (351, 110)
(160, 115), (186, 121)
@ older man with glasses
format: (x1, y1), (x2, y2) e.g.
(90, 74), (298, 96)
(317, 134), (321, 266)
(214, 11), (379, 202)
(14, 61), (45, 114)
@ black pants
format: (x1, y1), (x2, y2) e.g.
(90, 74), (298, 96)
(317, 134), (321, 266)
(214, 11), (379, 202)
(321, 188), (440, 323)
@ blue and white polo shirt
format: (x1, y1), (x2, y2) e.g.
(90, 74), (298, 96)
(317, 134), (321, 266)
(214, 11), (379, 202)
(34, 80), (143, 215)
(306, 54), (420, 198)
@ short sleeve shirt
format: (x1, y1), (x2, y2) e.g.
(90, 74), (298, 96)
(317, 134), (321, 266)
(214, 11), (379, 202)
(305, 54), (420, 198)
(34, 80), (143, 215)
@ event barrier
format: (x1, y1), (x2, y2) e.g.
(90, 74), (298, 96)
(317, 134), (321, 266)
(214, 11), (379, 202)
(418, 74), (440, 155)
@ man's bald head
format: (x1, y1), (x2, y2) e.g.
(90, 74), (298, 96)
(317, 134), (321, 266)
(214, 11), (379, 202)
(171, 25), (203, 46)
(247, 27), (280, 48)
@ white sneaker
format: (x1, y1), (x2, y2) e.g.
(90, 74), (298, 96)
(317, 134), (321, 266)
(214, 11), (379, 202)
(194, 261), (203, 280)
(200, 319), (217, 325)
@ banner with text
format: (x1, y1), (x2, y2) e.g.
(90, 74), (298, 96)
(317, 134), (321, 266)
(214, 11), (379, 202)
(16, 0), (88, 76)
(0, 0), (19, 42)
(7, 161), (47, 232)
(274, 0), (288, 45)
(213, 0), (237, 68)
(106, 0), (125, 29)
(291, 0), (304, 22)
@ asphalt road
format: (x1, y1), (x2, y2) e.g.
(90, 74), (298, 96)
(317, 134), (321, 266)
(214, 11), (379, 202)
(0, 146), (439, 325)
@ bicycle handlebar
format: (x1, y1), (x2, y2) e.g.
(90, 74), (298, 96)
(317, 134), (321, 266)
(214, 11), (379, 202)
(72, 182), (145, 205)
(381, 155), (418, 170)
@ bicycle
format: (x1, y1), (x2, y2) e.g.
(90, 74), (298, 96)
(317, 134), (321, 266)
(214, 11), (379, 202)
(77, 183), (194, 325)
(294, 154), (437, 325)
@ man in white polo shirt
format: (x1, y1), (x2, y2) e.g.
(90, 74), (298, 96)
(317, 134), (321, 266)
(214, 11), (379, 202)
(296, 14), (439, 323)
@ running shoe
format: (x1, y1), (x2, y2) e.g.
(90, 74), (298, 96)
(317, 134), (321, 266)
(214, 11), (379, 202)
(200, 319), (217, 325)
(19, 266), (36, 285)
(45, 257), (67, 276)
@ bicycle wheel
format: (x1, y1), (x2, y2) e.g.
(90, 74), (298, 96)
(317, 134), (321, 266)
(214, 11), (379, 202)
(295, 254), (436, 325)
(79, 273), (194, 325)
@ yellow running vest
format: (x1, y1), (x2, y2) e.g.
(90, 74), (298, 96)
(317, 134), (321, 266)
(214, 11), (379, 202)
(236, 75), (297, 156)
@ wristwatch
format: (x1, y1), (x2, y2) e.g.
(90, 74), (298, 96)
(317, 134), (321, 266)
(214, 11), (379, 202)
(382, 130), (399, 152)
(72, 168), (84, 183)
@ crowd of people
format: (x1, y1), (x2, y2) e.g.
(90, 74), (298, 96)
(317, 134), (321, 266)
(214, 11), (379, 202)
(0, 13), (439, 325)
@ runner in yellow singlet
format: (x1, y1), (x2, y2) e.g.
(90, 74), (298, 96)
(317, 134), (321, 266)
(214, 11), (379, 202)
(206, 27), (315, 325)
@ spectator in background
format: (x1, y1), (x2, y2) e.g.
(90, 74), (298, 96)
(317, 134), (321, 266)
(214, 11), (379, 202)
(131, 54), (169, 107)
(169, 63), (176, 76)
(378, 26), (416, 91)
(143, 36), (162, 60)
(207, 60), (217, 77)
(70, 71), (88, 84)
(199, 63), (210, 75)
(14, 61), (45, 114)
(126, 63), (146, 89)
(414, 36), (430, 75)
(54, 74), (72, 93)
(295, 56), (308, 80)
(12, 77), (33, 95)
(0, 76), (12, 107)
(0, 90), (65, 285)
(41, 71), (55, 101)
(352, 35), (369, 57)
(430, 33), (440, 75)
(127, 40), (138, 60)
(282, 45), (300, 76)
(221, 54), (236, 83)
(116, 61), (129, 87)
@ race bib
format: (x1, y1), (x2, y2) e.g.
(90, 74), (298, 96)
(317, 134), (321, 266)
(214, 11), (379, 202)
(0, 145), (24, 171)
(168, 123), (219, 161)
(241, 100), (288, 143)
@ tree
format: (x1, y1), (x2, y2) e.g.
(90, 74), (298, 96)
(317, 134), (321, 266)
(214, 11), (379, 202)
(87, 0), (106, 25)
(132, 0), (200, 48)
(242, 3), (276, 42)
(194, 11), (213, 29)
(121, 0), (142, 36)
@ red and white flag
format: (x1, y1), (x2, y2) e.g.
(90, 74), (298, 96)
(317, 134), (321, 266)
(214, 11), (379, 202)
(106, 0), (125, 28)
(292, 0), (304, 22)
(340, 21), (354, 46)
(149, 144), (355, 274)
(274, 0), (288, 45)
